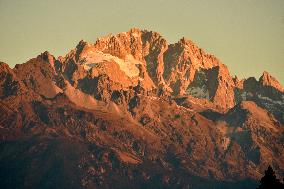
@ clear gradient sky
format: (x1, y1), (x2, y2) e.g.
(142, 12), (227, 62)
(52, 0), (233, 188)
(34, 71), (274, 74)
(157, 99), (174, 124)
(0, 0), (283, 84)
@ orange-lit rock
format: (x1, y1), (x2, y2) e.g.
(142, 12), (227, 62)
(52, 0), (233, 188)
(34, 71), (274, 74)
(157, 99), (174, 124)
(0, 28), (283, 189)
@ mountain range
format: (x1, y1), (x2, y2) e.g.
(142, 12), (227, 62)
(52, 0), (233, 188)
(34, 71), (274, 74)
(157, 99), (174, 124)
(0, 28), (283, 189)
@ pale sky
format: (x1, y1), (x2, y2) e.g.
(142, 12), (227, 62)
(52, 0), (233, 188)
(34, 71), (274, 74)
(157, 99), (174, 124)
(0, 0), (283, 84)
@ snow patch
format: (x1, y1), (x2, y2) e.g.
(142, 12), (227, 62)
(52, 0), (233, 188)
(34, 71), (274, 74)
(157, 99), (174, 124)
(79, 50), (142, 78)
(240, 91), (253, 101)
(257, 94), (284, 105)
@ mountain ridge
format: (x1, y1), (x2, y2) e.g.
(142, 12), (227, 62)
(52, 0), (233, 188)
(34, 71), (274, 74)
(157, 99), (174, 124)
(0, 28), (283, 189)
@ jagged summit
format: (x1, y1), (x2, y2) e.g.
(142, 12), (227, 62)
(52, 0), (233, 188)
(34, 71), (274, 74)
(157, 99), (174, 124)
(0, 28), (283, 189)
(259, 71), (284, 92)
(3, 28), (284, 110)
(0, 61), (12, 72)
(76, 39), (89, 50)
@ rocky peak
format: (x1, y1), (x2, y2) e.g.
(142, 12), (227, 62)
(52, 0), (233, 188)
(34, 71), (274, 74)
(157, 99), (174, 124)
(76, 40), (88, 50)
(13, 51), (57, 70)
(0, 61), (13, 73)
(0, 29), (284, 189)
(0, 62), (21, 98)
(233, 76), (244, 89)
(40, 51), (55, 62)
(243, 77), (259, 91)
(73, 40), (94, 62)
(93, 28), (167, 57)
(178, 37), (196, 48)
(91, 28), (168, 86)
(94, 32), (127, 59)
(129, 27), (142, 36)
(36, 51), (58, 71)
(14, 28), (282, 113)
(186, 64), (235, 110)
(259, 71), (283, 92)
(163, 36), (234, 110)
(233, 73), (284, 124)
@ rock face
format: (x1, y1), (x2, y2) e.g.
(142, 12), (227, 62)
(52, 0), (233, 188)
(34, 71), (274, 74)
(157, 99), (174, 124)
(0, 28), (283, 189)
(234, 72), (284, 124)
(259, 71), (284, 92)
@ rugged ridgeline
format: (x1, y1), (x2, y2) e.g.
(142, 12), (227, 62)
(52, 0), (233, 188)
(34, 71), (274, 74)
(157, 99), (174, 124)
(0, 28), (283, 189)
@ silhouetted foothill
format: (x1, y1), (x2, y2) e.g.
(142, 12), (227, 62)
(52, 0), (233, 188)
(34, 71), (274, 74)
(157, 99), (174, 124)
(257, 165), (284, 189)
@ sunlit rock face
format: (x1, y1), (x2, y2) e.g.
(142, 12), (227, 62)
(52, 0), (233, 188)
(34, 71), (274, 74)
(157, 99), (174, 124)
(0, 28), (283, 189)
(60, 29), (247, 111)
